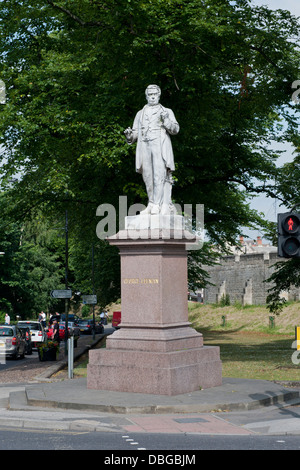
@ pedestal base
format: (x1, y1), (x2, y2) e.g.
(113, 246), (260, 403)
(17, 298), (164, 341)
(87, 344), (222, 396)
(87, 322), (222, 396)
(87, 227), (222, 395)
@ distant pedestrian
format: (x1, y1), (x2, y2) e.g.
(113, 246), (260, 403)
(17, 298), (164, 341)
(5, 313), (10, 325)
(40, 311), (46, 328)
(100, 310), (108, 325)
(51, 318), (60, 342)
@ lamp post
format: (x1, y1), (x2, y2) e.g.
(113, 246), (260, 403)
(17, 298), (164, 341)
(64, 210), (69, 356)
(92, 245), (95, 340)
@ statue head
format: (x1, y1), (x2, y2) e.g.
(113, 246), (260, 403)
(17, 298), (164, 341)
(145, 84), (161, 106)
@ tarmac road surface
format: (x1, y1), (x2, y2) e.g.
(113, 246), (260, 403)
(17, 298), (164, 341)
(0, 425), (300, 450)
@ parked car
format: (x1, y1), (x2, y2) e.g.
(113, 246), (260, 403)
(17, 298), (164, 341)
(47, 323), (66, 341)
(0, 325), (26, 359)
(60, 314), (80, 323)
(112, 311), (121, 329)
(18, 325), (33, 355)
(67, 321), (81, 340)
(78, 319), (104, 335)
(47, 322), (80, 347)
(18, 321), (47, 348)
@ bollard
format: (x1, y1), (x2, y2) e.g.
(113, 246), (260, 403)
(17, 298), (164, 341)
(269, 316), (275, 329)
(0, 340), (6, 365)
(295, 326), (300, 350)
(68, 335), (74, 379)
(221, 315), (226, 327)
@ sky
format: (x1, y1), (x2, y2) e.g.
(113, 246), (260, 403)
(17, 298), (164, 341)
(251, 0), (300, 16)
(241, 0), (300, 241)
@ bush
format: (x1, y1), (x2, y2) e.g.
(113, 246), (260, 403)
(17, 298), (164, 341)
(219, 294), (230, 307)
(81, 304), (91, 318)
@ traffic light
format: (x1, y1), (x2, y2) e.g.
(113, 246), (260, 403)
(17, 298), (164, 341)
(278, 212), (300, 258)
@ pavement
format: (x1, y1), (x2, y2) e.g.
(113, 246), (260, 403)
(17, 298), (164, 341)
(0, 328), (300, 436)
(1, 377), (300, 436)
(10, 376), (300, 414)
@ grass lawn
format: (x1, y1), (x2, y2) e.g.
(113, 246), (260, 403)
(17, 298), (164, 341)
(201, 329), (298, 382)
(189, 302), (300, 382)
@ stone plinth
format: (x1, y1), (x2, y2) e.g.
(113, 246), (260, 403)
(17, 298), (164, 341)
(87, 227), (222, 395)
(125, 214), (185, 230)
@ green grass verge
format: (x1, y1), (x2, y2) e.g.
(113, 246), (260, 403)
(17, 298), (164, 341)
(189, 302), (300, 381)
(201, 329), (298, 381)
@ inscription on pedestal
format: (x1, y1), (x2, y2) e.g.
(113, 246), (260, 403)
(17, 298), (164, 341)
(123, 278), (159, 285)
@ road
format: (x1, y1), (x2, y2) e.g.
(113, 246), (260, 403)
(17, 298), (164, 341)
(0, 427), (299, 451)
(0, 329), (110, 382)
(0, 351), (39, 371)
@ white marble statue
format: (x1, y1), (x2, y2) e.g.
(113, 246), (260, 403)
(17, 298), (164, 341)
(124, 85), (179, 215)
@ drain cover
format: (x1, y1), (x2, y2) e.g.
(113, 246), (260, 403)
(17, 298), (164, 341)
(174, 417), (208, 423)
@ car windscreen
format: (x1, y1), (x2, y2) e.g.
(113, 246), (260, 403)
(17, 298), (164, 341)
(19, 327), (29, 332)
(0, 327), (13, 336)
(19, 323), (40, 330)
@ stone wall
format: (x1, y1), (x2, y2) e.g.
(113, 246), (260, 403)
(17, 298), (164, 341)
(203, 251), (300, 305)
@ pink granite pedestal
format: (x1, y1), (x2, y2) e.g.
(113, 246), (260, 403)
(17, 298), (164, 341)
(87, 228), (222, 395)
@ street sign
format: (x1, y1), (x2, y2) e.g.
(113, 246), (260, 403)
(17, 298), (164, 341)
(82, 294), (97, 305)
(50, 289), (72, 299)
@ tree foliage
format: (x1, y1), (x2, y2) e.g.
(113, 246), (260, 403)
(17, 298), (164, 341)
(265, 154), (300, 314)
(0, 0), (299, 310)
(0, 195), (65, 318)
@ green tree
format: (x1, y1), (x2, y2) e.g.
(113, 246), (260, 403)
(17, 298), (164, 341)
(0, 196), (65, 318)
(0, 0), (299, 302)
(265, 153), (300, 314)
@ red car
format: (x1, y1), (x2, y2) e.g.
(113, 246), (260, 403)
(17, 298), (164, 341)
(47, 323), (70, 340)
(47, 322), (80, 346)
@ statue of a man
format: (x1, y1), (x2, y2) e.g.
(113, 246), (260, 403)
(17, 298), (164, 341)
(124, 85), (179, 215)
